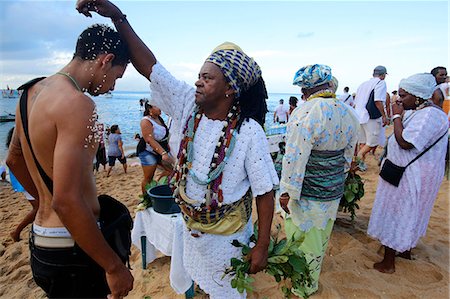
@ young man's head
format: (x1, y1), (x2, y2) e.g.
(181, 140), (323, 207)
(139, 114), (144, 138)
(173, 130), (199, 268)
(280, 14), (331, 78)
(343, 86), (349, 93)
(73, 24), (131, 95)
(431, 66), (447, 85)
(279, 99), (284, 104)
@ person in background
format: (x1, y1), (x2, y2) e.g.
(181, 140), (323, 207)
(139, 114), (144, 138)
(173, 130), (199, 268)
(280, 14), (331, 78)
(107, 124), (127, 176)
(368, 73), (448, 274)
(6, 127), (39, 242)
(430, 66), (447, 108)
(94, 122), (107, 172)
(137, 103), (174, 199)
(274, 98), (289, 124)
(354, 65), (389, 162)
(339, 86), (354, 107)
(279, 64), (359, 296)
(288, 96), (298, 115)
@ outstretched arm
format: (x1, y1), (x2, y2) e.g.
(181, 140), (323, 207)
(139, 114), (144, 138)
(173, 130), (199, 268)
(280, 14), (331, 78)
(76, 0), (156, 79)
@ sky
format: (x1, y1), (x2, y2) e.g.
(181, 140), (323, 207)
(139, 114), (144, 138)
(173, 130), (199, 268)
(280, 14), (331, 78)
(0, 0), (448, 94)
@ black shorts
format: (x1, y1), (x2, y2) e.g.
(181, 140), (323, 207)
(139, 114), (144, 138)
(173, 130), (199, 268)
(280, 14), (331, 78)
(29, 234), (109, 298)
(108, 155), (127, 166)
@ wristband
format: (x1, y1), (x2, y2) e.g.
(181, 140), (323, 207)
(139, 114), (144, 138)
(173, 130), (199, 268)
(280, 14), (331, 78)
(161, 151), (168, 156)
(392, 114), (402, 121)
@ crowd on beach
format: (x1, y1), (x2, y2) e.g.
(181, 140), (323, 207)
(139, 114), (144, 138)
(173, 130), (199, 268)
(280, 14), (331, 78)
(1, 0), (449, 298)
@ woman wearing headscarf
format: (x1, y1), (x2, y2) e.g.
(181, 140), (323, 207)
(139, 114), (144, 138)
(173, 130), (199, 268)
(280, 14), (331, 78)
(368, 73), (448, 273)
(279, 64), (359, 296)
(77, 1), (278, 297)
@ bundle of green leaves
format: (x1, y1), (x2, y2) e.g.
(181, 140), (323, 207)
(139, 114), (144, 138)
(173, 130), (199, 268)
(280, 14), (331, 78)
(339, 172), (364, 221)
(223, 224), (312, 298)
(136, 176), (170, 211)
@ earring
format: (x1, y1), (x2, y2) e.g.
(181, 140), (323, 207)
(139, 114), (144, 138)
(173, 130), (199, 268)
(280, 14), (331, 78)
(225, 94), (229, 98)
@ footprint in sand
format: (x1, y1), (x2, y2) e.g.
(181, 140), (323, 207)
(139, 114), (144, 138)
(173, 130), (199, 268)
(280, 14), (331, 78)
(400, 261), (443, 284)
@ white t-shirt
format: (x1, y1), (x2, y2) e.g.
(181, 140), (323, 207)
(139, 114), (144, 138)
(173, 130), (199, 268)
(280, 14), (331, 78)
(339, 92), (354, 107)
(354, 77), (387, 124)
(275, 104), (289, 122)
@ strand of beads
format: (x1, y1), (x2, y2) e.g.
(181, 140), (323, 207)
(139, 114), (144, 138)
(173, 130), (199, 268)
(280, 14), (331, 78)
(172, 104), (240, 210)
(306, 89), (336, 101)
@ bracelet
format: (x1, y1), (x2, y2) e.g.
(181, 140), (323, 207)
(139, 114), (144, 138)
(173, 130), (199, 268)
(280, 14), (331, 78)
(392, 114), (402, 121)
(161, 151), (168, 156)
(112, 14), (127, 24)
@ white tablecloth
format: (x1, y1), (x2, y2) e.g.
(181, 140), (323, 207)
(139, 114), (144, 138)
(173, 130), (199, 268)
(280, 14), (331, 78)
(131, 208), (192, 294)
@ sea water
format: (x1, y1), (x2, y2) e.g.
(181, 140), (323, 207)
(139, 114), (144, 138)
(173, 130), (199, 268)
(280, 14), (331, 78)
(0, 91), (300, 162)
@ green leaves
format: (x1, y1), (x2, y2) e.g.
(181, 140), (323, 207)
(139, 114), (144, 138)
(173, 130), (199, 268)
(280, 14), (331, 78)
(339, 172), (365, 221)
(227, 228), (312, 298)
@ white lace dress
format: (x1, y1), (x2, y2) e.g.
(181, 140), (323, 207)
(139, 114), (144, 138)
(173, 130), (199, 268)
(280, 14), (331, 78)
(368, 107), (448, 252)
(149, 63), (279, 298)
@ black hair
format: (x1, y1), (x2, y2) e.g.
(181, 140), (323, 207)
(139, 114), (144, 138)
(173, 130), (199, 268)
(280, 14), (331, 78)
(74, 24), (130, 66)
(392, 90), (397, 95)
(289, 96), (298, 106)
(6, 127), (14, 148)
(344, 86), (349, 92)
(235, 77), (269, 132)
(143, 103), (169, 138)
(110, 124), (119, 133)
(431, 66), (447, 77)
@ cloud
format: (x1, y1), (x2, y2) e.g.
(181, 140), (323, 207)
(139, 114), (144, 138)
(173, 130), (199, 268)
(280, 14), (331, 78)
(297, 32), (315, 39)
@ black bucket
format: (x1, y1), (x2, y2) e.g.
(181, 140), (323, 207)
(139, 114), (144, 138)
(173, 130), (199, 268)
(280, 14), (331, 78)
(147, 185), (180, 214)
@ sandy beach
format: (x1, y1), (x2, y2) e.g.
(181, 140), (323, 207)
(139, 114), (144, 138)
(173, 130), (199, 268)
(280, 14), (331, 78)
(0, 153), (448, 299)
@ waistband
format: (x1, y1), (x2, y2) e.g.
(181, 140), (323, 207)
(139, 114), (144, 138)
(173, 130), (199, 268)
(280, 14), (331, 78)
(33, 224), (71, 237)
(31, 232), (75, 248)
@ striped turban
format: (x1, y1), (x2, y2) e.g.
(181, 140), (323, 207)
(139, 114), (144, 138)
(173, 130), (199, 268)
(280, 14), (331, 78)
(205, 42), (262, 98)
(293, 64), (333, 89)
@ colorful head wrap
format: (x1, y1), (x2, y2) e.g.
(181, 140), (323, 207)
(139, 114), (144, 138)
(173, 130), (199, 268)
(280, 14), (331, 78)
(293, 64), (333, 89)
(399, 73), (436, 100)
(205, 42), (262, 98)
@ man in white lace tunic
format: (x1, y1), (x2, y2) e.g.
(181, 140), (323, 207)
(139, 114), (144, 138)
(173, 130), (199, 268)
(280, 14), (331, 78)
(77, 1), (279, 298)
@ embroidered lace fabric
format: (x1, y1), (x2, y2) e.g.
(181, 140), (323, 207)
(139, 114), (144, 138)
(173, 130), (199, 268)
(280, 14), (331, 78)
(149, 62), (279, 296)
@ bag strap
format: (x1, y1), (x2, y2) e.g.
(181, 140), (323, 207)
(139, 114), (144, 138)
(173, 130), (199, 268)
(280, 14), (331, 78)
(343, 94), (351, 103)
(406, 131), (448, 167)
(18, 77), (54, 195)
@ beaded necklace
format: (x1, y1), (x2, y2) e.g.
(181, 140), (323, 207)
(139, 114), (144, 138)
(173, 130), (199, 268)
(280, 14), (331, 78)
(172, 104), (240, 210)
(306, 89), (336, 101)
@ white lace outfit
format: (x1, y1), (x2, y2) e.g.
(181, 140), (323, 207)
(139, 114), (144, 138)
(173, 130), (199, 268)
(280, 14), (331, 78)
(368, 107), (448, 252)
(149, 63), (279, 298)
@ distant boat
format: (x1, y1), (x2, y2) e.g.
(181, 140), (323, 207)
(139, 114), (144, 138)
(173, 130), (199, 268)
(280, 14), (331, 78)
(0, 113), (15, 122)
(104, 91), (113, 98)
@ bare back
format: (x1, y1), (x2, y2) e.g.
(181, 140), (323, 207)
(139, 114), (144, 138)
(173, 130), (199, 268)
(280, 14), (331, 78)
(13, 75), (100, 227)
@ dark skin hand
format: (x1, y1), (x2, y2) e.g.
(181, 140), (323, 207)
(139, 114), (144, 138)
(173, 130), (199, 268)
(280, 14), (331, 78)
(391, 97), (414, 150)
(279, 192), (290, 215)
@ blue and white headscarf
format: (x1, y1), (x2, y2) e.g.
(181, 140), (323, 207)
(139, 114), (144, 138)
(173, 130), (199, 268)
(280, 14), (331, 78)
(205, 42), (261, 98)
(293, 64), (333, 89)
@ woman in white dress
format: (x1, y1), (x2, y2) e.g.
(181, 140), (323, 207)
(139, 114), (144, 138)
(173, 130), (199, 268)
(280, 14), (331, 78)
(368, 73), (448, 273)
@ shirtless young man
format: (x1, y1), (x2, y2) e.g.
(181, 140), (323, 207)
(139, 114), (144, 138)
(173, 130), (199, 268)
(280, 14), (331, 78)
(6, 24), (133, 299)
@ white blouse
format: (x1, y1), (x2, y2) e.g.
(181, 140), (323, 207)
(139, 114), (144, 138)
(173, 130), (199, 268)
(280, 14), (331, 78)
(149, 63), (279, 204)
